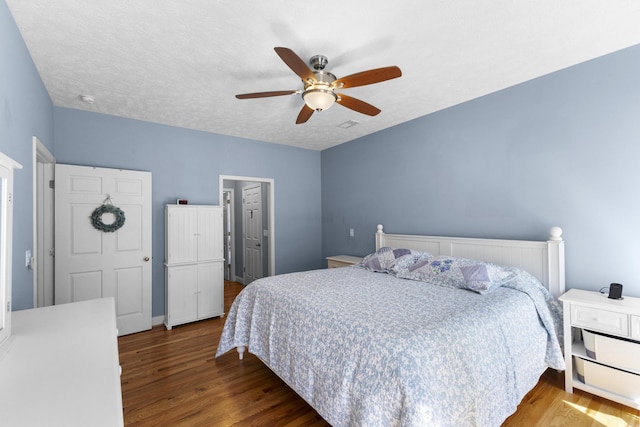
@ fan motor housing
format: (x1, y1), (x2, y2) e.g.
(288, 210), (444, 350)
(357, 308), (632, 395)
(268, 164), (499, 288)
(309, 54), (329, 70)
(308, 70), (336, 86)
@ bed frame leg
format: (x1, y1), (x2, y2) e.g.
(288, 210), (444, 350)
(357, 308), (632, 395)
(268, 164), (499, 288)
(237, 346), (245, 360)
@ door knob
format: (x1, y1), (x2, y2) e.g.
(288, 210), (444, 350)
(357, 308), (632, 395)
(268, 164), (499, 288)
(144, 256), (150, 261)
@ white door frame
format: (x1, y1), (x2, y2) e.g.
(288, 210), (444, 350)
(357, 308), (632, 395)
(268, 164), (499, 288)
(222, 188), (235, 282)
(219, 175), (275, 277)
(32, 137), (56, 307)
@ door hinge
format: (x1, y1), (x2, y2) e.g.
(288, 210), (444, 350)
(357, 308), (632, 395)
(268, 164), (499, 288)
(49, 179), (55, 189)
(49, 248), (55, 257)
(6, 301), (10, 312)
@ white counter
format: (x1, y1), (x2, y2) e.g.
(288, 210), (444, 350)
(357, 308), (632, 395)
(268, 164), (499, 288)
(0, 298), (124, 426)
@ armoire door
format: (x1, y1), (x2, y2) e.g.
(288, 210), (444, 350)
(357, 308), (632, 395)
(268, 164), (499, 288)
(197, 261), (224, 319)
(197, 207), (223, 261)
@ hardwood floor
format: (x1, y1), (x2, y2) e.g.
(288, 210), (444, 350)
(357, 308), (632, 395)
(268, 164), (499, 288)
(119, 281), (640, 426)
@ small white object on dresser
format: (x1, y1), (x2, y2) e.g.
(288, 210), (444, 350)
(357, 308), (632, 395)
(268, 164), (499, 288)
(326, 255), (363, 268)
(165, 205), (225, 329)
(559, 288), (640, 409)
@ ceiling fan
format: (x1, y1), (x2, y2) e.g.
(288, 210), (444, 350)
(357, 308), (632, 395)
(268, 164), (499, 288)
(236, 47), (402, 124)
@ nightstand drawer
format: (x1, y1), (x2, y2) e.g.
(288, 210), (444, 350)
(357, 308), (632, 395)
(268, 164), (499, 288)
(632, 315), (640, 340)
(571, 305), (629, 336)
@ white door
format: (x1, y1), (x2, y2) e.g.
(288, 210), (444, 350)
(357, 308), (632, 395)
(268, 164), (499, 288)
(54, 164), (152, 336)
(242, 184), (262, 284)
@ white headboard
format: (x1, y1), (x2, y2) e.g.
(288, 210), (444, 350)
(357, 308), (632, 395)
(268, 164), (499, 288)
(375, 225), (565, 298)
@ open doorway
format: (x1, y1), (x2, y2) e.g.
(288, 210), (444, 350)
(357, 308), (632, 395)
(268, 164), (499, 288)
(219, 175), (274, 284)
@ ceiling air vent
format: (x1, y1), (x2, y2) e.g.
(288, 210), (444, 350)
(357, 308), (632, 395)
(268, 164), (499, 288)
(337, 120), (359, 129)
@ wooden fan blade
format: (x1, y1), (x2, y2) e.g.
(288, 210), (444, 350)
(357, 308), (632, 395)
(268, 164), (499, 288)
(334, 66), (402, 89)
(296, 104), (314, 124)
(274, 47), (315, 82)
(336, 94), (381, 116)
(236, 90), (297, 99)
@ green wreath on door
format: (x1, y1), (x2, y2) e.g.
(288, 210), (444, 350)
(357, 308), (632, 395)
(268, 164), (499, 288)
(90, 195), (126, 232)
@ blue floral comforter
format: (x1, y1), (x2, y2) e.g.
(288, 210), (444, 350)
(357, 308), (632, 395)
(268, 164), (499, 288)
(216, 266), (564, 427)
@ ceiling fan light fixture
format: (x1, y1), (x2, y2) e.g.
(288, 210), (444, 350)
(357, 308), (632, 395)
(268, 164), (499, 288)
(302, 88), (337, 111)
(236, 47), (402, 123)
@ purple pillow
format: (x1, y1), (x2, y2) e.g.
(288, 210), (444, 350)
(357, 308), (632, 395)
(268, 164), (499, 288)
(459, 264), (513, 294)
(360, 247), (430, 272)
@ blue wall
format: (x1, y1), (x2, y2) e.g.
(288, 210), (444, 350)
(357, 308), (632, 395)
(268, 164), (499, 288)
(54, 108), (322, 317)
(1, 0), (54, 310)
(322, 44), (640, 297)
(3, 0), (323, 316)
(5, 0), (640, 312)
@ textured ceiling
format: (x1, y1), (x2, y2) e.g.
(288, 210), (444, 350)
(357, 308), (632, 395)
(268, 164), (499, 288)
(6, 1), (640, 151)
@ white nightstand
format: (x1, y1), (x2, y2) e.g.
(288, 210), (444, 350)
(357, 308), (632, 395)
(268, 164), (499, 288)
(559, 288), (640, 409)
(326, 255), (363, 269)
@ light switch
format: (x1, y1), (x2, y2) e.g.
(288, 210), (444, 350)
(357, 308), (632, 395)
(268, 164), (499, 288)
(349, 228), (354, 237)
(25, 250), (32, 268)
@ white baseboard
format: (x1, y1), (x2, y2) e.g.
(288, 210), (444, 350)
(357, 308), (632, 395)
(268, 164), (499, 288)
(152, 315), (165, 326)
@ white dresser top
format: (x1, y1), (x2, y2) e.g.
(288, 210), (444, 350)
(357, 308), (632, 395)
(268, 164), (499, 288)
(560, 288), (640, 313)
(0, 298), (124, 426)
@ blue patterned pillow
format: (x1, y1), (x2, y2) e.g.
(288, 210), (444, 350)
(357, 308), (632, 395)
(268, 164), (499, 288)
(359, 247), (431, 272)
(391, 251), (433, 272)
(396, 256), (460, 285)
(396, 255), (514, 293)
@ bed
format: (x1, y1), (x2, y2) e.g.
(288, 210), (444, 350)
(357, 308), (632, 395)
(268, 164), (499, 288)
(216, 225), (566, 426)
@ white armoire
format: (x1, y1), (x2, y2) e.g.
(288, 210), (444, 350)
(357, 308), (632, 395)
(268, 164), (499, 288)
(164, 205), (224, 329)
